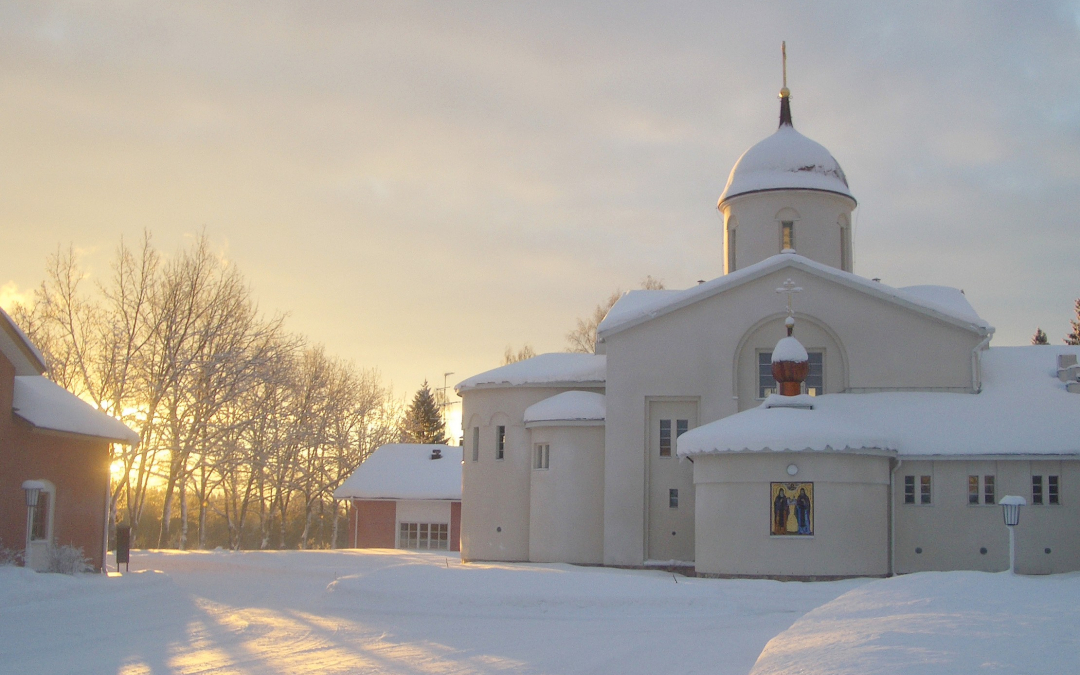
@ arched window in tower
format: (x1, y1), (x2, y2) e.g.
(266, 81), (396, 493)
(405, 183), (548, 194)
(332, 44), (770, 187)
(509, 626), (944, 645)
(726, 216), (737, 273)
(839, 214), (851, 271)
(781, 221), (795, 251)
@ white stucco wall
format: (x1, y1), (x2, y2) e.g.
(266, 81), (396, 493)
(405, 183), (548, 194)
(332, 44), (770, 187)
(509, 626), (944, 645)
(460, 385), (604, 562)
(692, 452), (892, 577)
(601, 263), (983, 566)
(722, 190), (855, 273)
(527, 424), (605, 564)
(894, 458), (1080, 574)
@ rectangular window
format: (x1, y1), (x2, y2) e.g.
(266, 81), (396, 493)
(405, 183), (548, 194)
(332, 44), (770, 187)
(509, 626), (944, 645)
(804, 352), (824, 396)
(669, 488), (679, 509)
(781, 220), (795, 251)
(29, 494), (49, 541)
(533, 443), (550, 470)
(904, 476), (931, 504)
(496, 425), (506, 460)
(399, 522), (449, 550)
(728, 226), (737, 273)
(984, 475), (995, 505)
(472, 427), (479, 462)
(659, 419), (672, 457)
(676, 419), (688, 438)
(758, 352), (776, 399)
(968, 475), (980, 505)
(1032, 475), (1043, 505)
(1049, 475), (1060, 505)
(760, 350), (824, 398)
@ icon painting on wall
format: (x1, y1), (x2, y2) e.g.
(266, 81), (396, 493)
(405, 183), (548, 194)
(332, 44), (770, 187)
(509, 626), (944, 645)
(771, 482), (813, 535)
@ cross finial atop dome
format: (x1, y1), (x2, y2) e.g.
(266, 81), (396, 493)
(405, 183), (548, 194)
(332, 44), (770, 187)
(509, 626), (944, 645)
(779, 41), (793, 127)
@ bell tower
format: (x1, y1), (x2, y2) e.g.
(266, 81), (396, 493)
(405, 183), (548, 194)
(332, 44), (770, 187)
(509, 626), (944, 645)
(719, 43), (857, 274)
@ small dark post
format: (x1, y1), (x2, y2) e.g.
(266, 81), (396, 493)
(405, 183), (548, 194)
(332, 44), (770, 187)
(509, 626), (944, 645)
(116, 524), (131, 572)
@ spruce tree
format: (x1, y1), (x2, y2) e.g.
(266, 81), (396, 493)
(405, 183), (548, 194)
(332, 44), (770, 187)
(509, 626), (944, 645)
(401, 380), (448, 444)
(1066, 299), (1080, 346)
(1032, 328), (1049, 345)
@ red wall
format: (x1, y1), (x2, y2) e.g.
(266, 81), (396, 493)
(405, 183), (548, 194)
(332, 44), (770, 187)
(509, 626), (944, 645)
(349, 500), (397, 548)
(0, 353), (111, 571)
(347, 499), (462, 551)
(450, 501), (461, 552)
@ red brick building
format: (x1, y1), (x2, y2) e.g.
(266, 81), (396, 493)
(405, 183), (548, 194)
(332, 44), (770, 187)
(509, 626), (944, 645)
(335, 444), (462, 551)
(0, 309), (139, 572)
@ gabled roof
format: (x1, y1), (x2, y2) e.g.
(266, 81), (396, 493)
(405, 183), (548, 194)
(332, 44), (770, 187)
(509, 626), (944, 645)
(0, 307), (46, 376)
(456, 354), (606, 393)
(678, 346), (1080, 458)
(14, 376), (140, 444)
(333, 444), (462, 501)
(597, 253), (993, 340)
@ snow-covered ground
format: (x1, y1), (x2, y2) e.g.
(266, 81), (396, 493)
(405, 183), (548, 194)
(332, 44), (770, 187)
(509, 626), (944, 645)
(0, 551), (1075, 675)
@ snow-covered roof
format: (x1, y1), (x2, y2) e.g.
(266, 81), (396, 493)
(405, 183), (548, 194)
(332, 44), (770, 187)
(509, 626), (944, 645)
(679, 346), (1080, 458)
(456, 354), (606, 393)
(524, 391), (606, 426)
(597, 253), (993, 339)
(0, 308), (47, 376)
(718, 124), (854, 205)
(333, 444), (462, 501)
(13, 376), (140, 444)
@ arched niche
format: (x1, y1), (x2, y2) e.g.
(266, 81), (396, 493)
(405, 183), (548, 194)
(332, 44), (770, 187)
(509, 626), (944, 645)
(732, 313), (849, 412)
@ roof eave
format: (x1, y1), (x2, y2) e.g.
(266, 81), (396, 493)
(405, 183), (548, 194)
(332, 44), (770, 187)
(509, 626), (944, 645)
(718, 186), (857, 209)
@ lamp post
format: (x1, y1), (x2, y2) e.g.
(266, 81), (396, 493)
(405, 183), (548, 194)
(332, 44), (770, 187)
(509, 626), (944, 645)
(1000, 495), (1026, 574)
(21, 480), (45, 567)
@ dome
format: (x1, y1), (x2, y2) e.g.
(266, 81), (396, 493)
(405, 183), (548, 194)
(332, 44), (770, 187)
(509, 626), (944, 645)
(718, 116), (855, 206)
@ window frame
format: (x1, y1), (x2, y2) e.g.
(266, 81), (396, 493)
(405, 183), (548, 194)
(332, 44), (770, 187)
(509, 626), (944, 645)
(471, 427), (479, 462)
(1048, 475), (1060, 505)
(781, 220), (795, 251)
(968, 474), (996, 505)
(495, 425), (506, 460)
(758, 349), (824, 399)
(669, 488), (679, 509)
(533, 443), (550, 470)
(903, 475), (932, 505)
(659, 419), (672, 457)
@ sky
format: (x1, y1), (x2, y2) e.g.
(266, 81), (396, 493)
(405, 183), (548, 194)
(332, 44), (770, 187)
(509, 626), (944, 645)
(2, 2), (1079, 434)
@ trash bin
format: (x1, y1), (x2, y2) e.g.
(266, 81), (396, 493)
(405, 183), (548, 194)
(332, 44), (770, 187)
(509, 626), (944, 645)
(116, 524), (131, 572)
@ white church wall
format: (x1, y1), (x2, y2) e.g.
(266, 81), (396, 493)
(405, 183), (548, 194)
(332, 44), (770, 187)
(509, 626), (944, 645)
(895, 458), (1080, 574)
(735, 314), (847, 411)
(692, 452), (892, 578)
(527, 424), (605, 564)
(601, 264), (982, 565)
(722, 190), (854, 272)
(460, 385), (603, 562)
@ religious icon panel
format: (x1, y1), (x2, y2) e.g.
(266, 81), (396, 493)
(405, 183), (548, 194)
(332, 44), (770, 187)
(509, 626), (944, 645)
(770, 482), (813, 536)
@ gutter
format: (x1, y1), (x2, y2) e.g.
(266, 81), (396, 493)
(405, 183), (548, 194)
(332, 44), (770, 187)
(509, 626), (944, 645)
(970, 332), (994, 393)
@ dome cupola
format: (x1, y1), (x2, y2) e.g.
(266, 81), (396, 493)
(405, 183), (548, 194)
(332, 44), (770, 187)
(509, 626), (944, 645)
(719, 44), (857, 275)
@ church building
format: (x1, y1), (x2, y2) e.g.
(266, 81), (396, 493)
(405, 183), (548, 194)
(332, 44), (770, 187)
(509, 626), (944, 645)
(455, 76), (1080, 578)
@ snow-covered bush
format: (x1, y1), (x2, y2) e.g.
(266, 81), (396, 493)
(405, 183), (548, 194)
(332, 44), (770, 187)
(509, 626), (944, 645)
(45, 543), (91, 575)
(0, 543), (23, 566)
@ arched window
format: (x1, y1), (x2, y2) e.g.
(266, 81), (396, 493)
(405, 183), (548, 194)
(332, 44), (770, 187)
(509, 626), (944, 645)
(726, 216), (737, 273)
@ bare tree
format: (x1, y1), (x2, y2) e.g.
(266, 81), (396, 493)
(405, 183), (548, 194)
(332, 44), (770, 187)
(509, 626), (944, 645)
(502, 344), (536, 365)
(565, 276), (666, 354)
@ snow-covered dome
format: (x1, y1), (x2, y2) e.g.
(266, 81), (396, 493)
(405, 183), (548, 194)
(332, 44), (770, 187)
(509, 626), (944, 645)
(718, 102), (854, 206)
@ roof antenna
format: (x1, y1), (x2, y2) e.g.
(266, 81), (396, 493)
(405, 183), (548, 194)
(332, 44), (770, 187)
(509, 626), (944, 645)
(779, 41), (793, 128)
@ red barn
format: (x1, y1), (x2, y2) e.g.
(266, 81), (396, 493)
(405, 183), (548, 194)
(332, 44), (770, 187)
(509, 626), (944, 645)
(335, 444), (462, 551)
(0, 309), (139, 572)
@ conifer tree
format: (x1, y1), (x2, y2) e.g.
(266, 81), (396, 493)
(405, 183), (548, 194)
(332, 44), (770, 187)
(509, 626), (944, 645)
(1032, 328), (1049, 345)
(400, 380), (448, 444)
(1066, 299), (1080, 346)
